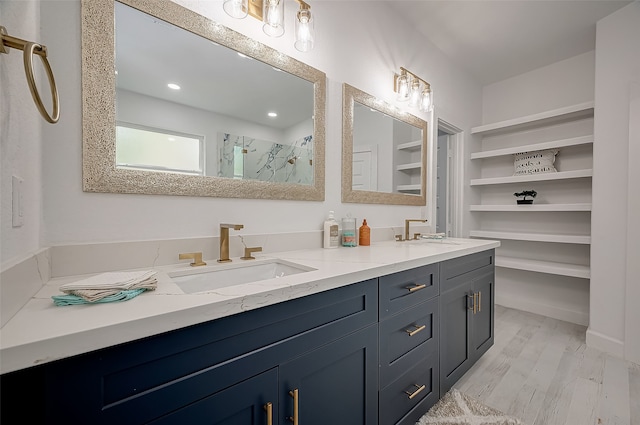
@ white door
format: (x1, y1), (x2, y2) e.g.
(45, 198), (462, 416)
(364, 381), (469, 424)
(352, 145), (378, 191)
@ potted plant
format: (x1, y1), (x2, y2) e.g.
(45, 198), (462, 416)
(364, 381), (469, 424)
(514, 190), (537, 205)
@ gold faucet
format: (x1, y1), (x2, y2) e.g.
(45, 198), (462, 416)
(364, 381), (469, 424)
(405, 219), (427, 241)
(218, 223), (243, 263)
(178, 252), (207, 266)
(241, 246), (262, 260)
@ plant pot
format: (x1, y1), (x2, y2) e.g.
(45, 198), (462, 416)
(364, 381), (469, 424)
(517, 199), (533, 205)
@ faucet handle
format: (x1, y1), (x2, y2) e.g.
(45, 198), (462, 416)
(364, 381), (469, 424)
(241, 246), (262, 260)
(395, 234), (404, 242)
(179, 252), (207, 267)
(413, 233), (421, 240)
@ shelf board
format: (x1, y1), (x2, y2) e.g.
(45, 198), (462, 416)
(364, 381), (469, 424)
(470, 203), (592, 212)
(396, 162), (422, 172)
(496, 256), (590, 279)
(470, 169), (592, 186)
(397, 140), (422, 151)
(396, 184), (421, 192)
(471, 101), (594, 135)
(469, 230), (591, 244)
(470, 135), (593, 160)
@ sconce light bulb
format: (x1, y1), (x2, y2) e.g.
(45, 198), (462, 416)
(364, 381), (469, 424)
(263, 0), (285, 37)
(396, 73), (410, 102)
(408, 78), (421, 108)
(223, 0), (248, 19)
(419, 87), (433, 113)
(295, 9), (314, 52)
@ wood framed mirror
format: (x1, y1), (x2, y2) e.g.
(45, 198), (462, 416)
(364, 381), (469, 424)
(342, 83), (427, 205)
(81, 0), (326, 200)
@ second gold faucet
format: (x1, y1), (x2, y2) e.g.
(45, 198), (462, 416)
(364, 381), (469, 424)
(219, 223), (243, 262)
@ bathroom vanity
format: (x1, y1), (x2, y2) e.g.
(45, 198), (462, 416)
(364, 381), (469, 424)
(0, 240), (497, 424)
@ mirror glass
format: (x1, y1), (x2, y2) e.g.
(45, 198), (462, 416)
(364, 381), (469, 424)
(342, 84), (427, 205)
(82, 0), (326, 200)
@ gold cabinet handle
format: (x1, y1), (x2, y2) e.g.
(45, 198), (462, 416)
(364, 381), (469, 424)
(467, 293), (474, 311)
(407, 284), (426, 292)
(473, 292), (478, 314)
(404, 384), (426, 399)
(288, 389), (299, 425)
(264, 402), (273, 425)
(478, 291), (482, 313)
(405, 324), (426, 337)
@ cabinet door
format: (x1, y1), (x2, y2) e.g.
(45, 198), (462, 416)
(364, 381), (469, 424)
(148, 368), (278, 425)
(439, 281), (472, 395)
(279, 325), (378, 425)
(471, 271), (495, 362)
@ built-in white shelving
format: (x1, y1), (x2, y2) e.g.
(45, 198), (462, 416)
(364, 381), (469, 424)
(396, 162), (422, 172)
(469, 101), (594, 326)
(396, 140), (422, 151)
(470, 203), (592, 212)
(470, 135), (593, 160)
(470, 169), (592, 186)
(470, 230), (591, 244)
(471, 101), (594, 135)
(495, 256), (590, 279)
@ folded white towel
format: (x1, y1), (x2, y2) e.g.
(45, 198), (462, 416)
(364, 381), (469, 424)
(59, 270), (158, 292)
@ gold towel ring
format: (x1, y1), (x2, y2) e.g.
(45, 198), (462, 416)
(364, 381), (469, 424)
(1, 26), (60, 124)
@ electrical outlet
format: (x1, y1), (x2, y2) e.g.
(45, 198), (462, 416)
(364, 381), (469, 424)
(12, 175), (24, 227)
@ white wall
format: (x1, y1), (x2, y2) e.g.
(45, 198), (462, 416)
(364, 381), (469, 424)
(482, 51), (595, 124)
(588, 1), (640, 360)
(5, 0), (480, 250)
(0, 1), (43, 265)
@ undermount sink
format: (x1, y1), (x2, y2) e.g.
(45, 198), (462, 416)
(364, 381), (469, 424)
(169, 259), (315, 294)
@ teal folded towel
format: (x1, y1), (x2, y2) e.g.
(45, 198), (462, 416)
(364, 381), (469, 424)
(52, 288), (147, 306)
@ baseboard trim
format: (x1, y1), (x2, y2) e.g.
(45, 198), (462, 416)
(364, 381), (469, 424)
(496, 293), (589, 326)
(586, 328), (624, 358)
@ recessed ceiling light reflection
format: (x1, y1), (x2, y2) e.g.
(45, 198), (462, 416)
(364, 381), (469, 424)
(167, 83), (181, 90)
(268, 112), (278, 118)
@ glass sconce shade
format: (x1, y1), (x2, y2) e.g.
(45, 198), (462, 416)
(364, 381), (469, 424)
(223, 0), (248, 19)
(419, 87), (433, 112)
(263, 0), (285, 37)
(408, 78), (421, 108)
(396, 73), (410, 102)
(294, 8), (314, 52)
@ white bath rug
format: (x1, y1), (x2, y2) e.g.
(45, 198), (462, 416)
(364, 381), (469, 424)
(416, 389), (525, 425)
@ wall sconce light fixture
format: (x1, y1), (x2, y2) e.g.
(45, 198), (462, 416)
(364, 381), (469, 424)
(223, 0), (315, 52)
(394, 67), (433, 113)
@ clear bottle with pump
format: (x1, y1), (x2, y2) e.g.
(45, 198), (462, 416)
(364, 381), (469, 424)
(323, 211), (340, 249)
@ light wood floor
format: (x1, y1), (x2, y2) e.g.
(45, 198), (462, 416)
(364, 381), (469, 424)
(453, 305), (640, 425)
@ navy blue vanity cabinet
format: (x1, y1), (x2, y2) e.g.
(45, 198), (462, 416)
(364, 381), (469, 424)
(1, 278), (378, 424)
(378, 264), (441, 425)
(439, 249), (495, 395)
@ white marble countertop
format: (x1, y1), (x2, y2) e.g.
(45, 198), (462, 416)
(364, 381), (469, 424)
(0, 238), (498, 375)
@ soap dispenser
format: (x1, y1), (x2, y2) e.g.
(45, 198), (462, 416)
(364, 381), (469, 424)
(323, 211), (339, 249)
(359, 219), (370, 246)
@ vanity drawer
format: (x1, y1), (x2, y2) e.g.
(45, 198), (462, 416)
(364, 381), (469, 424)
(379, 298), (438, 388)
(379, 350), (439, 425)
(440, 249), (494, 284)
(379, 263), (439, 319)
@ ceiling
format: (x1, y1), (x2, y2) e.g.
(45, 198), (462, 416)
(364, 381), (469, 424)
(389, 0), (631, 85)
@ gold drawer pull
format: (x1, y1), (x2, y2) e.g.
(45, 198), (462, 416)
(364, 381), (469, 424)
(264, 402), (273, 425)
(405, 384), (426, 399)
(478, 291), (482, 313)
(407, 284), (426, 292)
(405, 324), (426, 337)
(288, 389), (299, 425)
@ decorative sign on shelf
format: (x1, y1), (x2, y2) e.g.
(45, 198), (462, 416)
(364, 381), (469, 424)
(513, 149), (559, 176)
